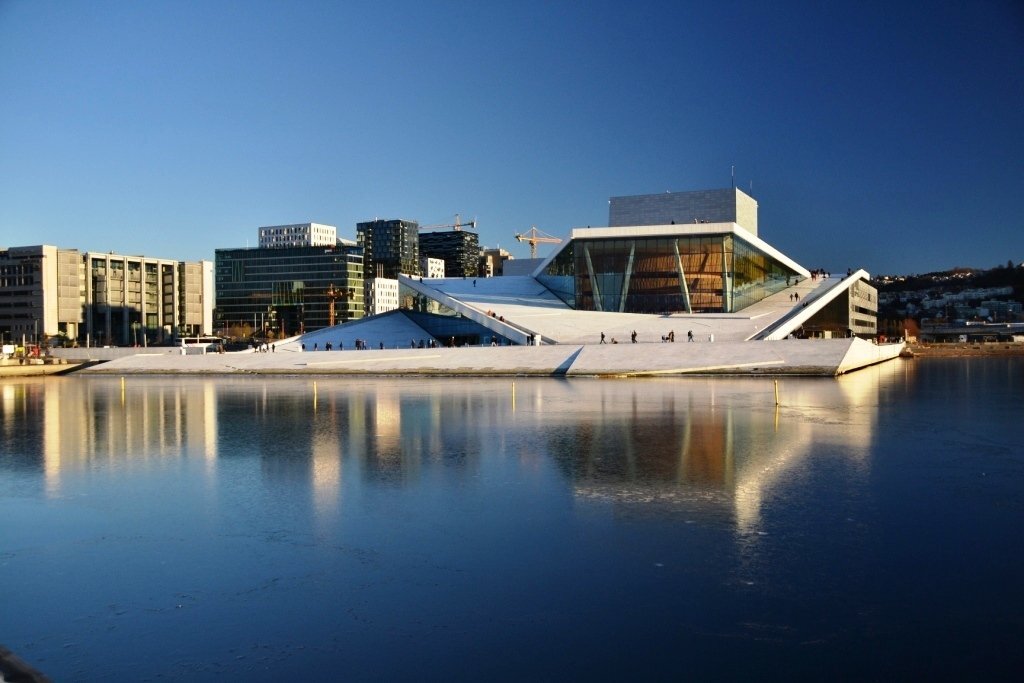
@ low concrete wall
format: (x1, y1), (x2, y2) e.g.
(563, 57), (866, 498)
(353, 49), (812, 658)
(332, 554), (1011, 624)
(50, 347), (182, 362)
(837, 339), (905, 374)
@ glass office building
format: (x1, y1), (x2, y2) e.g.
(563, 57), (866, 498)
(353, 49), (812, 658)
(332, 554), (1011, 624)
(419, 229), (480, 278)
(356, 219), (420, 279)
(215, 244), (364, 337)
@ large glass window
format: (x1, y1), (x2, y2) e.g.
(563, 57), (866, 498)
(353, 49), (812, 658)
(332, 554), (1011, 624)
(538, 233), (798, 314)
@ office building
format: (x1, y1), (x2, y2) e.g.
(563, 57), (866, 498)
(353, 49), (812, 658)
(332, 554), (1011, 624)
(356, 219), (420, 279)
(215, 243), (364, 337)
(419, 229), (479, 278)
(0, 245), (213, 347)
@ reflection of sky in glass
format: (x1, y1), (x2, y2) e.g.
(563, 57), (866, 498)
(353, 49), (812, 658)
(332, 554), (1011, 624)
(1, 359), (1021, 680)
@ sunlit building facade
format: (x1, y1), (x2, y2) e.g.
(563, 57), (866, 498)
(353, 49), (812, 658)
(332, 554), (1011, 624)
(258, 222), (338, 249)
(538, 223), (802, 314)
(0, 244), (213, 347)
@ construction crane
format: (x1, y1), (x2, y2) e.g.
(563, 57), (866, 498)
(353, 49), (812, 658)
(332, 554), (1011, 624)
(419, 213), (477, 232)
(325, 283), (353, 327)
(514, 226), (563, 259)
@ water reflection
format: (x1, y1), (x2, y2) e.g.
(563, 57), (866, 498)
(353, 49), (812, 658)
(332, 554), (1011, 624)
(1, 378), (219, 496)
(3, 360), (1019, 681)
(0, 368), (902, 536)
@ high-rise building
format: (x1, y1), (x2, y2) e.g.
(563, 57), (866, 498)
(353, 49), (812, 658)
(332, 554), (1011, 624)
(419, 229), (479, 278)
(0, 245), (213, 347)
(356, 219), (420, 279)
(215, 243), (364, 337)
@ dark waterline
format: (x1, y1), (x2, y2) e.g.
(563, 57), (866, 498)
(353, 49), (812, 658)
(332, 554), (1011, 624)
(1, 359), (1022, 680)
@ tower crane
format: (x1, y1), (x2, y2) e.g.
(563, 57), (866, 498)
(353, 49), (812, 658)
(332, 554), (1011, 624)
(325, 283), (341, 327)
(419, 213), (477, 232)
(514, 226), (562, 259)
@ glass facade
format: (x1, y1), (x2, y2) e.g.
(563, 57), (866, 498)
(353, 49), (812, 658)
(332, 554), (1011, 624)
(538, 233), (798, 314)
(356, 219), (420, 279)
(397, 281), (513, 346)
(215, 245), (364, 338)
(419, 230), (480, 278)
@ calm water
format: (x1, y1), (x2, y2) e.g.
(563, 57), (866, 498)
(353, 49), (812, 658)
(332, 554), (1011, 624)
(1, 359), (1022, 681)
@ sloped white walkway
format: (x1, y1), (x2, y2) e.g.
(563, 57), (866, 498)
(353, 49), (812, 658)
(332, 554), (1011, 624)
(415, 273), (840, 345)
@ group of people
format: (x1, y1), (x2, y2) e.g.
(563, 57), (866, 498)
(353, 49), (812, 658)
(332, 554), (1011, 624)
(299, 339), (377, 351)
(599, 329), (711, 343)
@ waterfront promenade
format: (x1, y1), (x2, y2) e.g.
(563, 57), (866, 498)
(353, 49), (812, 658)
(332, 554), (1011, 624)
(75, 337), (903, 377)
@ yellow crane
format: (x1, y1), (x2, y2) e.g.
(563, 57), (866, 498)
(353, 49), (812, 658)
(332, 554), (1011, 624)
(514, 226), (562, 259)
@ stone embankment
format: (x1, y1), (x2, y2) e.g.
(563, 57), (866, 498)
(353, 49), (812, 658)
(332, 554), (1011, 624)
(905, 342), (1024, 357)
(0, 357), (81, 377)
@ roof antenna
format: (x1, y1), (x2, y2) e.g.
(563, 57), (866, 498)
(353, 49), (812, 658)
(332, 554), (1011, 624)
(731, 165), (735, 189)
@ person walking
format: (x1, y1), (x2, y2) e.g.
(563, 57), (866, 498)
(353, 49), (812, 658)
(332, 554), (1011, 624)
(600, 332), (606, 344)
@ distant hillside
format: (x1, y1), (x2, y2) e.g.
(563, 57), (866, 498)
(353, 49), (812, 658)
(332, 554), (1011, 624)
(874, 262), (1024, 299)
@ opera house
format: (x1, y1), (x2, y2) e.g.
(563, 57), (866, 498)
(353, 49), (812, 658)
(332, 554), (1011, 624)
(84, 187), (904, 377)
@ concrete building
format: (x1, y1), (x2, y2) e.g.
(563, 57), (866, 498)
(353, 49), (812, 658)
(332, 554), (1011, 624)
(0, 244), (213, 347)
(356, 219), (420, 279)
(258, 223), (337, 249)
(215, 242), (364, 337)
(419, 229), (479, 278)
(83, 251), (214, 346)
(0, 245), (79, 346)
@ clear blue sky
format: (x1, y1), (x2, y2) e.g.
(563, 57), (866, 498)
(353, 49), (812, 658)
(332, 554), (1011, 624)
(2, 0), (1021, 275)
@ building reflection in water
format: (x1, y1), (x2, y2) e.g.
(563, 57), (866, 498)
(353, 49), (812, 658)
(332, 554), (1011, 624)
(0, 378), (219, 497)
(0, 365), (904, 533)
(536, 366), (896, 536)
